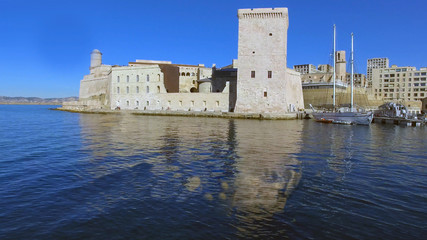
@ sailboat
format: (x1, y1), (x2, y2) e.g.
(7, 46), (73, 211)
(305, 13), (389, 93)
(310, 25), (373, 125)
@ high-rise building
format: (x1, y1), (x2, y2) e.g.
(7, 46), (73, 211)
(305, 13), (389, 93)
(367, 58), (389, 87)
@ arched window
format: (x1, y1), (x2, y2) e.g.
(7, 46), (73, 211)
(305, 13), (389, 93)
(136, 86), (139, 93)
(127, 75), (129, 82)
(181, 72), (185, 76)
(146, 86), (149, 93)
(157, 86), (160, 93)
(186, 72), (190, 76)
(146, 74), (150, 82)
(117, 87), (120, 94)
(126, 86), (129, 93)
(157, 74), (160, 81)
(136, 101), (139, 106)
(136, 75), (139, 82)
(126, 101), (129, 106)
(117, 76), (120, 82)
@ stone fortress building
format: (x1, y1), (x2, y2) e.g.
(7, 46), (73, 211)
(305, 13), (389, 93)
(65, 7), (304, 115)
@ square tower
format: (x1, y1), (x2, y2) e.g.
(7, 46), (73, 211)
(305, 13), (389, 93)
(234, 8), (304, 113)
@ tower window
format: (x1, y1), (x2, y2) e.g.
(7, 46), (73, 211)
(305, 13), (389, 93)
(136, 75), (140, 82)
(146, 86), (149, 93)
(268, 71), (272, 78)
(264, 91), (267, 97)
(117, 87), (120, 94)
(136, 86), (139, 93)
(117, 76), (120, 82)
(127, 75), (129, 82)
(147, 74), (150, 82)
(126, 86), (129, 94)
(251, 71), (255, 78)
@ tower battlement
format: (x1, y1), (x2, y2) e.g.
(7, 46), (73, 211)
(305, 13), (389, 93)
(238, 8), (288, 19)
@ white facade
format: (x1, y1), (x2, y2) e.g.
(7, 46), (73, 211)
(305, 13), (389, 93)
(111, 65), (166, 110)
(294, 64), (318, 74)
(234, 8), (304, 113)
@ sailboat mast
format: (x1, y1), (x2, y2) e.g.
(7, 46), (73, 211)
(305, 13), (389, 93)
(351, 32), (354, 112)
(333, 24), (336, 109)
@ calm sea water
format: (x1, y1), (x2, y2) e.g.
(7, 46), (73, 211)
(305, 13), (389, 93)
(0, 105), (426, 239)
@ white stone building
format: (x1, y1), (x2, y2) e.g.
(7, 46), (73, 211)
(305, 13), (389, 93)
(294, 64), (318, 74)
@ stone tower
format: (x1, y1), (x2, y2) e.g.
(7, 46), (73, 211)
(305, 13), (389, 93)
(90, 49), (102, 71)
(234, 8), (304, 113)
(335, 50), (346, 82)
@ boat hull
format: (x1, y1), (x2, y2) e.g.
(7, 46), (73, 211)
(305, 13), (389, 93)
(312, 112), (373, 125)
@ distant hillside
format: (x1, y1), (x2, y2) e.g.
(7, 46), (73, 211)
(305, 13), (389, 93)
(0, 96), (78, 105)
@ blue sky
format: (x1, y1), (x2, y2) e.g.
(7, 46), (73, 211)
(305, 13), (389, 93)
(0, 0), (426, 98)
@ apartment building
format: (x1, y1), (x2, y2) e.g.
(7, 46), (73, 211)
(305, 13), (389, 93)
(372, 65), (427, 102)
(367, 58), (389, 87)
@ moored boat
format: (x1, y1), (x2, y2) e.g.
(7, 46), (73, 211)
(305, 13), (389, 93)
(310, 26), (373, 125)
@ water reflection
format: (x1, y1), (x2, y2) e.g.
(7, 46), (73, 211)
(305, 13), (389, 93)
(78, 114), (304, 236)
(230, 120), (303, 237)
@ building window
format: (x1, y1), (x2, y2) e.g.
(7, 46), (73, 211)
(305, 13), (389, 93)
(147, 74), (150, 82)
(157, 86), (160, 93)
(186, 72), (190, 76)
(136, 101), (139, 106)
(191, 101), (194, 107)
(268, 71), (272, 78)
(146, 86), (149, 93)
(126, 101), (129, 106)
(127, 75), (129, 82)
(137, 75), (140, 82)
(181, 72), (185, 76)
(117, 76), (120, 82)
(136, 86), (139, 93)
(269, 33), (272, 36)
(146, 101), (149, 106)
(251, 71), (255, 78)
(216, 101), (219, 107)
(117, 87), (120, 94)
(157, 74), (161, 81)
(264, 91), (267, 97)
(126, 86), (129, 94)
(179, 100), (182, 106)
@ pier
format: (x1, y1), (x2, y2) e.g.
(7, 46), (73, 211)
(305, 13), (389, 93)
(372, 117), (425, 127)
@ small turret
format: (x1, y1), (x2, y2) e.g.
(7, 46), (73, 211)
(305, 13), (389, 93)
(90, 49), (102, 69)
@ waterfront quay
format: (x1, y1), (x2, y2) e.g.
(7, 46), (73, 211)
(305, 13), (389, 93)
(55, 107), (305, 120)
(373, 116), (425, 127)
